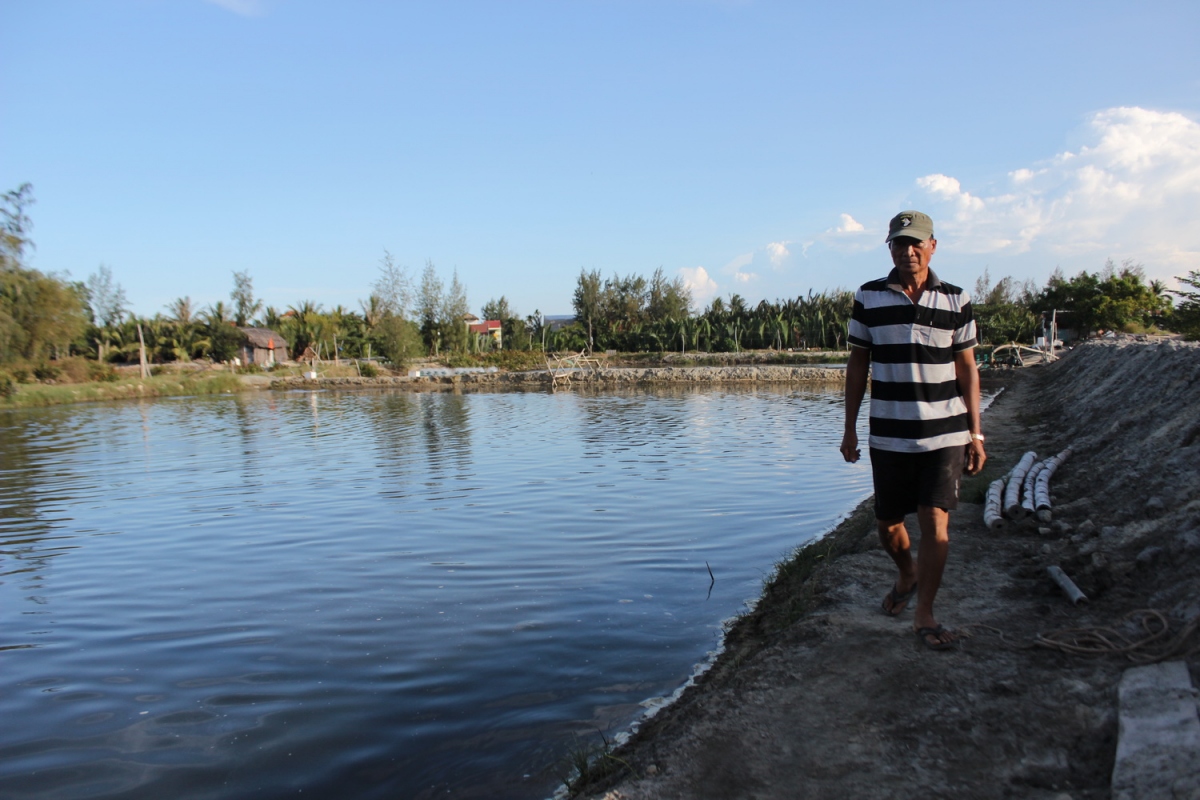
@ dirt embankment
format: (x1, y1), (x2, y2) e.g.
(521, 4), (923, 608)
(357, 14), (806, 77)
(573, 338), (1200, 800)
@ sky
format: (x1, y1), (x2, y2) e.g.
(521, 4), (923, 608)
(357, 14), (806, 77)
(2, 0), (1199, 320)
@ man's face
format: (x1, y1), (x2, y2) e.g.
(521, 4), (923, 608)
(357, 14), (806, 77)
(889, 236), (937, 277)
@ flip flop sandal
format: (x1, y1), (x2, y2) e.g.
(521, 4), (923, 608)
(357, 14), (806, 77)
(915, 625), (958, 651)
(881, 582), (918, 616)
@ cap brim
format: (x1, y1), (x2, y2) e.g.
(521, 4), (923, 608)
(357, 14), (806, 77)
(886, 228), (934, 243)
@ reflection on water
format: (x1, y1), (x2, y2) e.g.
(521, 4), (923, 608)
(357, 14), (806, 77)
(0, 387), (871, 799)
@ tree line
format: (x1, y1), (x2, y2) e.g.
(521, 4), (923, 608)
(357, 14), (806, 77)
(971, 262), (1178, 344)
(4, 182), (1199, 375)
(568, 267), (856, 353)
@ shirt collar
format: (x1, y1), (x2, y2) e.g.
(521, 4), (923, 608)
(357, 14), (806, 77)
(886, 267), (942, 294)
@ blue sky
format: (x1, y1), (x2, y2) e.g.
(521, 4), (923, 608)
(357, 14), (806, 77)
(3, 0), (1199, 319)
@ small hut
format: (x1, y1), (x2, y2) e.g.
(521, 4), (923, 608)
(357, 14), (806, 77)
(238, 328), (289, 366)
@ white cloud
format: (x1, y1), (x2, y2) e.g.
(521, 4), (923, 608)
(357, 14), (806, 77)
(1009, 168), (1039, 184)
(812, 213), (877, 256)
(912, 106), (1200, 280)
(679, 266), (718, 308)
(916, 174), (986, 216)
(766, 241), (790, 267)
(205, 0), (270, 16)
(725, 252), (753, 271)
(723, 252), (758, 283)
(834, 213), (865, 233)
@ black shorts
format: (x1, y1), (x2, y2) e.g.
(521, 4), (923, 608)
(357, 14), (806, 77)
(869, 446), (966, 521)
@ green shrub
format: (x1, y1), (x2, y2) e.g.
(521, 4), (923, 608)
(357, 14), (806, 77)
(235, 363), (264, 374)
(0, 370), (16, 398)
(359, 361), (380, 378)
(88, 361), (119, 382)
(56, 357), (93, 384)
(33, 362), (62, 382)
(11, 366), (31, 383)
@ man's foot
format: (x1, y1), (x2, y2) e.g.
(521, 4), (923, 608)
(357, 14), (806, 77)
(914, 625), (958, 651)
(881, 581), (918, 616)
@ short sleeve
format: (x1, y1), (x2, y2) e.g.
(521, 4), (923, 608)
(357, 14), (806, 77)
(951, 293), (977, 351)
(847, 288), (872, 349)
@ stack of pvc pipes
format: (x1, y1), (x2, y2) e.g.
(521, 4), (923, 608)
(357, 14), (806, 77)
(984, 448), (1072, 529)
(1020, 459), (1047, 516)
(1004, 451), (1039, 520)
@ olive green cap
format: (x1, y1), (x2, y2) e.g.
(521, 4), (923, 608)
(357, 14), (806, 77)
(886, 210), (935, 242)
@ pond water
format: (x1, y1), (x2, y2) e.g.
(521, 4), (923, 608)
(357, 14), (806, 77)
(0, 386), (872, 800)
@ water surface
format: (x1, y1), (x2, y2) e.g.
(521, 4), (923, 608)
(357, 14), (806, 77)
(0, 386), (871, 799)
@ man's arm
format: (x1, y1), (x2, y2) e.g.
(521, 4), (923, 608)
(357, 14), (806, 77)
(954, 347), (986, 475)
(841, 346), (870, 463)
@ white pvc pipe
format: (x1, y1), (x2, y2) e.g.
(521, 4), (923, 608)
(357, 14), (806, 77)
(984, 477), (1007, 531)
(1005, 451), (1038, 520)
(1047, 565), (1088, 605)
(1021, 461), (1047, 516)
(1034, 448), (1072, 512)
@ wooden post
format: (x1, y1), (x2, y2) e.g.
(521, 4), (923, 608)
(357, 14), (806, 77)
(137, 322), (149, 379)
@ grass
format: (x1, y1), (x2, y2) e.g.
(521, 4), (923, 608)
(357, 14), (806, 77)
(960, 461), (1011, 504)
(557, 730), (635, 795)
(1, 373), (246, 409)
(0, 355), (489, 408)
(755, 499), (877, 629)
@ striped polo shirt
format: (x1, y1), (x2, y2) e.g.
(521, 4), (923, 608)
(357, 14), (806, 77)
(848, 267), (977, 453)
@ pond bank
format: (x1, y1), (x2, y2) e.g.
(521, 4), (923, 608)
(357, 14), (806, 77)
(269, 364), (848, 391)
(572, 338), (1200, 800)
(2, 364), (846, 408)
(0, 372), (244, 409)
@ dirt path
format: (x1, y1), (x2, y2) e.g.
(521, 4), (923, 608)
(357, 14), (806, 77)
(574, 339), (1200, 800)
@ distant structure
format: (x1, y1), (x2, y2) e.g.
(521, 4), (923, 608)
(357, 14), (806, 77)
(468, 319), (502, 347)
(543, 314), (576, 332)
(238, 328), (289, 367)
(463, 314), (503, 348)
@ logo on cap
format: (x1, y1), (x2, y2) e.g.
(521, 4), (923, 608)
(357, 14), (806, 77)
(900, 217), (912, 228)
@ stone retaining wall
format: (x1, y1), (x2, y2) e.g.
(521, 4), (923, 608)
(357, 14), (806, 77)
(269, 365), (846, 391)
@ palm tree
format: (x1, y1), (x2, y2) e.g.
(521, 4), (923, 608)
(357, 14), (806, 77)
(260, 306), (284, 330)
(202, 301), (240, 363)
(167, 297), (195, 327)
(285, 301), (324, 356)
(162, 297), (200, 361)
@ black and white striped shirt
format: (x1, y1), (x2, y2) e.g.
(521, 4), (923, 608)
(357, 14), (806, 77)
(848, 268), (977, 453)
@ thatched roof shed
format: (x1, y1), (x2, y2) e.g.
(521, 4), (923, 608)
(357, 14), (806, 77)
(238, 328), (289, 366)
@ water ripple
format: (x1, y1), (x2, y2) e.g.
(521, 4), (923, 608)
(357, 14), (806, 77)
(0, 386), (871, 799)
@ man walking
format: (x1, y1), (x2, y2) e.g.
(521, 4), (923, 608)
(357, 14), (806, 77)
(840, 211), (986, 650)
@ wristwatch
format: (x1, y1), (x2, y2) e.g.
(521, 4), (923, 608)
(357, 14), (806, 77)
(971, 433), (986, 442)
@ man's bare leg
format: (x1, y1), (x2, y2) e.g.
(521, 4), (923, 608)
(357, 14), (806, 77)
(913, 505), (954, 646)
(878, 518), (917, 613)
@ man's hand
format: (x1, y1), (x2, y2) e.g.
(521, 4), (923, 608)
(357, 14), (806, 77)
(964, 439), (986, 476)
(840, 430), (861, 463)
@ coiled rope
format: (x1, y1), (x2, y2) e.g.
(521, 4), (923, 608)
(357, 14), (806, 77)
(971, 610), (1200, 663)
